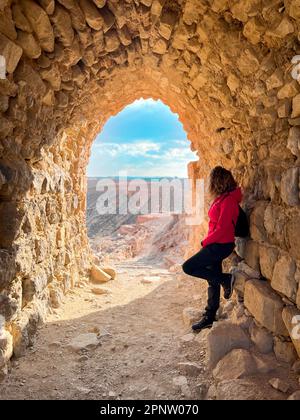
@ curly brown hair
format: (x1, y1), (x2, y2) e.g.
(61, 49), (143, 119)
(208, 166), (237, 198)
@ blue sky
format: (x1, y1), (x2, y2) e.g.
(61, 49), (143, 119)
(87, 99), (197, 178)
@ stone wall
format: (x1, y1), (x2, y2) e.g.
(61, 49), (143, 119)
(1, 0), (300, 371)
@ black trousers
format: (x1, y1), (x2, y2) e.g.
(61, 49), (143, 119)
(182, 243), (235, 319)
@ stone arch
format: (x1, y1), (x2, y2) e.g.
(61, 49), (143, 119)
(0, 0), (300, 362)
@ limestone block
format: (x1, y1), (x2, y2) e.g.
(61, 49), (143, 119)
(92, 0), (106, 7)
(244, 280), (288, 336)
(274, 337), (298, 364)
(183, 0), (206, 25)
(15, 60), (46, 97)
(259, 244), (279, 281)
(12, 4), (32, 33)
(22, 272), (48, 306)
(68, 333), (99, 353)
(282, 306), (300, 358)
(264, 204), (286, 245)
(206, 322), (251, 368)
(288, 0), (300, 20)
(250, 201), (268, 242)
(153, 38), (167, 55)
(0, 324), (13, 369)
(158, 11), (177, 40)
(265, 69), (284, 91)
(0, 294), (19, 322)
(288, 391), (300, 400)
(101, 8), (115, 33)
(250, 323), (273, 354)
(244, 240), (260, 272)
(79, 0), (104, 30)
(269, 378), (289, 393)
(266, 17), (294, 39)
(271, 254), (297, 300)
(286, 214), (300, 260)
(243, 17), (265, 45)
(16, 31), (41, 59)
(140, 0), (152, 7)
(280, 167), (300, 206)
(151, 0), (164, 19)
(230, 0), (261, 23)
(0, 5), (17, 40)
(213, 349), (258, 381)
(90, 265), (112, 283)
(177, 362), (202, 377)
(277, 81), (299, 99)
(277, 99), (291, 118)
(101, 267), (116, 279)
(20, 0), (55, 52)
(0, 33), (23, 73)
(287, 127), (300, 156)
(0, 203), (24, 248)
(227, 74), (240, 93)
(50, 4), (74, 47)
(292, 93), (300, 118)
(105, 29), (120, 52)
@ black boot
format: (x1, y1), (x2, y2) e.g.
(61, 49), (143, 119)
(192, 315), (215, 332)
(222, 273), (235, 300)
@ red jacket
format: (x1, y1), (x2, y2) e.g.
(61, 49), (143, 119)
(202, 188), (242, 248)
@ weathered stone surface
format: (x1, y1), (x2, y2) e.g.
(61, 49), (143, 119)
(105, 29), (120, 52)
(102, 267), (116, 280)
(40, 66), (61, 91)
(16, 31), (41, 59)
(274, 337), (298, 364)
(91, 286), (109, 295)
(20, 0), (54, 52)
(79, 0), (104, 30)
(244, 240), (260, 272)
(259, 244), (279, 281)
(38, 0), (55, 15)
(0, 33), (23, 73)
(153, 38), (167, 55)
(12, 4), (32, 33)
(250, 201), (268, 242)
(244, 280), (288, 336)
(269, 378), (289, 393)
(90, 265), (112, 283)
(271, 255), (297, 301)
(68, 333), (99, 353)
(250, 323), (273, 354)
(0, 322), (13, 370)
(215, 379), (268, 401)
(51, 4), (74, 47)
(282, 306), (300, 358)
(213, 349), (258, 381)
(0, 6), (17, 40)
(206, 322), (251, 368)
(286, 214), (300, 261)
(287, 127), (300, 156)
(177, 362), (202, 377)
(288, 391), (300, 400)
(292, 94), (300, 118)
(280, 168), (300, 206)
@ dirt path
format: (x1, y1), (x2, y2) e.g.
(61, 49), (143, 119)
(0, 263), (212, 400)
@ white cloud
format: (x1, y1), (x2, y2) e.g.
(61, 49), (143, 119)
(127, 98), (159, 110)
(93, 141), (161, 158)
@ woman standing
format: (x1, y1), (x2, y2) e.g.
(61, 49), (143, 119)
(182, 166), (242, 332)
